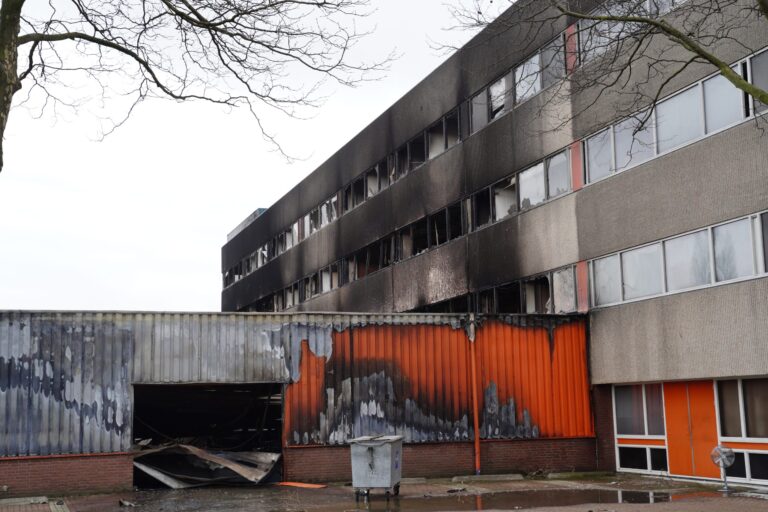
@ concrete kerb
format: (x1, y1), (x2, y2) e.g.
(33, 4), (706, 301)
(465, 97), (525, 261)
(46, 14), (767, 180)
(451, 474), (524, 483)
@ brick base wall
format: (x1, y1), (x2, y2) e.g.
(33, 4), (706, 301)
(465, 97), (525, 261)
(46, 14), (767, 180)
(593, 385), (617, 471)
(283, 437), (598, 482)
(0, 453), (133, 498)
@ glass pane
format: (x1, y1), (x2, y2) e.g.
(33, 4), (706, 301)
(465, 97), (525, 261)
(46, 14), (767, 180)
(541, 36), (565, 89)
(714, 219), (754, 282)
(515, 53), (541, 103)
(471, 91), (489, 133)
(752, 50), (768, 113)
(717, 380), (742, 437)
(743, 378), (768, 438)
(594, 254), (621, 306)
(493, 177), (517, 221)
(664, 230), (711, 291)
(618, 447), (648, 470)
(650, 448), (668, 471)
(428, 122), (445, 158)
(750, 453), (768, 480)
(656, 86), (703, 153)
(622, 244), (663, 300)
(489, 75), (510, 120)
(446, 111), (460, 148)
(645, 384), (665, 435)
(704, 69), (743, 133)
(547, 151), (570, 198)
(726, 452), (747, 478)
(524, 276), (550, 313)
(614, 113), (654, 171)
(519, 163), (546, 209)
(615, 385), (645, 435)
(586, 129), (612, 182)
(553, 267), (576, 313)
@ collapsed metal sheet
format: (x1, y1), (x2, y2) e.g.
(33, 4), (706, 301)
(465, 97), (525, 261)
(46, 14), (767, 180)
(133, 444), (280, 488)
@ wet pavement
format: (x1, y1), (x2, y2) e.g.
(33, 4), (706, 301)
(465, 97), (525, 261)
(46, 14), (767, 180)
(5, 474), (768, 512)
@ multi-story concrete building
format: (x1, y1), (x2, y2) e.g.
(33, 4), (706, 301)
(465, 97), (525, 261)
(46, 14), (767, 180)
(222, 0), (768, 485)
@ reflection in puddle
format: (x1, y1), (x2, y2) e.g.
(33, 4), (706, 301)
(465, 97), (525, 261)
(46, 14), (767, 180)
(332, 489), (693, 511)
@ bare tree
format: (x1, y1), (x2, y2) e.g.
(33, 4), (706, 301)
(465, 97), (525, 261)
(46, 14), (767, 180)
(0, 0), (392, 173)
(442, 0), (768, 134)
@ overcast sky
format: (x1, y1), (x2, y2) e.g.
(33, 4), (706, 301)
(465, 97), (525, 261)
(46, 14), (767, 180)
(0, 1), (495, 312)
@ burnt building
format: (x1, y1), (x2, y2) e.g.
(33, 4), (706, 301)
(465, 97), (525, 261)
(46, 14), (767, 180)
(221, 0), (768, 486)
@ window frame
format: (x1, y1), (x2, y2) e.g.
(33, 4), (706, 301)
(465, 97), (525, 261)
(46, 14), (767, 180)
(612, 384), (669, 476)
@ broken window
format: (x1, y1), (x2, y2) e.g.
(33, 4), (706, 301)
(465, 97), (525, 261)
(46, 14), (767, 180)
(276, 233), (286, 255)
(546, 150), (571, 199)
(519, 162), (546, 210)
(352, 176), (366, 207)
(387, 154), (397, 184)
(274, 291), (285, 311)
(496, 282), (522, 313)
(292, 220), (301, 244)
(368, 243), (381, 273)
(409, 134), (427, 170)
(553, 266), (577, 313)
(269, 238), (277, 260)
(492, 177), (517, 221)
(346, 254), (357, 282)
(309, 273), (319, 297)
(541, 35), (566, 89)
(243, 256), (252, 276)
(447, 202), (463, 241)
(412, 218), (429, 255)
(430, 210), (448, 247)
(515, 53), (541, 103)
(343, 185), (353, 213)
(355, 249), (369, 279)
(474, 188), (492, 228)
(309, 208), (320, 233)
(489, 73), (513, 120)
(303, 213), (311, 238)
(285, 229), (294, 250)
(478, 289), (495, 314)
(524, 275), (551, 313)
(396, 146), (409, 180)
(257, 245), (268, 267)
(463, 198), (474, 233)
(428, 121), (445, 158)
(470, 90), (489, 133)
(593, 254), (621, 306)
(323, 196), (338, 225)
(398, 226), (413, 260)
(445, 110), (460, 148)
(378, 159), (390, 191)
(330, 262), (340, 290)
(381, 236), (394, 267)
(365, 168), (379, 198)
(320, 267), (331, 293)
(285, 285), (295, 308)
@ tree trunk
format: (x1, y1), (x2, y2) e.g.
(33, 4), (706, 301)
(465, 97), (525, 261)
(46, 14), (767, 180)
(0, 0), (24, 173)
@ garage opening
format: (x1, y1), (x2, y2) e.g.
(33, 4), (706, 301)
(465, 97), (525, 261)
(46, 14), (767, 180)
(132, 383), (282, 488)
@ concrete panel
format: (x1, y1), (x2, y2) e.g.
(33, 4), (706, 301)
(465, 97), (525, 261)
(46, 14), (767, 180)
(392, 239), (469, 312)
(576, 121), (768, 260)
(590, 277), (768, 385)
(468, 193), (579, 290)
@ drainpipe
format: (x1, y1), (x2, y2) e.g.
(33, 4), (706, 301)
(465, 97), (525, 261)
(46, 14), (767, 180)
(467, 313), (481, 475)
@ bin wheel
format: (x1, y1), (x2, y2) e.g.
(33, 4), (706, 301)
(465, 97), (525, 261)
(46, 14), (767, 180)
(393, 484), (400, 496)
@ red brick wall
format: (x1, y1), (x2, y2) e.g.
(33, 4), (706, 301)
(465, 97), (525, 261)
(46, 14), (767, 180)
(0, 453), (133, 498)
(593, 385), (617, 471)
(283, 438), (599, 482)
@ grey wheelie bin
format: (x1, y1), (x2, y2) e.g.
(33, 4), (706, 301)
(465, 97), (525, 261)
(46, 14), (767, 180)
(349, 435), (403, 501)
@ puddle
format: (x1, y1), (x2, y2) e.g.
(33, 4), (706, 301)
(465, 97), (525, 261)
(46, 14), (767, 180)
(319, 489), (700, 511)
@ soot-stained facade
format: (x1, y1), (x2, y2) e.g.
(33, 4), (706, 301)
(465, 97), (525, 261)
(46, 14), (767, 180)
(222, 0), (768, 487)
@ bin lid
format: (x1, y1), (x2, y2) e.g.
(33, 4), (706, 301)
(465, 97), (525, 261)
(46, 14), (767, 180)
(349, 435), (403, 445)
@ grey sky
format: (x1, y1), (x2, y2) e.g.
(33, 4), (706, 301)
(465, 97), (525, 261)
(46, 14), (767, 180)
(0, 1), (491, 311)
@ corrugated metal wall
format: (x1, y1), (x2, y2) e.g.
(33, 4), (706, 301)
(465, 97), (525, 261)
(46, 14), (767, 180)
(0, 311), (463, 457)
(284, 316), (592, 446)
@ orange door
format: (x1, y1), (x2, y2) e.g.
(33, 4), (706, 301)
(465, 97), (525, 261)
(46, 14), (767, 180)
(664, 381), (720, 479)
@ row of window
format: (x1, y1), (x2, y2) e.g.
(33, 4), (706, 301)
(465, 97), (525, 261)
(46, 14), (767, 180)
(586, 49), (768, 184)
(591, 211), (768, 307)
(243, 146), (575, 312)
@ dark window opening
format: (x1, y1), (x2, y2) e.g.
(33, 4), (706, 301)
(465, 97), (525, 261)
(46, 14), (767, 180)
(310, 273), (319, 297)
(430, 210), (448, 248)
(252, 294), (274, 312)
(381, 237), (394, 268)
(352, 177), (366, 207)
(474, 188), (492, 228)
(718, 380), (742, 437)
(428, 121), (445, 158)
(477, 289), (495, 314)
(378, 160), (390, 191)
(368, 243), (382, 273)
(726, 452), (747, 478)
(133, 384), (282, 488)
(409, 135), (427, 170)
(346, 254), (357, 282)
(343, 185), (353, 213)
(309, 209), (320, 234)
(471, 90), (489, 133)
(744, 378), (768, 438)
(493, 177), (517, 221)
(412, 219), (429, 255)
(619, 447), (648, 470)
(355, 250), (369, 279)
(496, 282), (522, 313)
(446, 110), (460, 148)
(751, 453), (768, 480)
(330, 263), (340, 290)
(396, 146), (409, 179)
(398, 227), (413, 260)
(447, 202), (463, 241)
(650, 449), (667, 471)
(524, 276), (551, 313)
(365, 168), (379, 198)
(274, 291), (285, 311)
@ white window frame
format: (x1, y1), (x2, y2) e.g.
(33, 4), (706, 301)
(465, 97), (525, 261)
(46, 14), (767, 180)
(612, 383), (669, 476)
